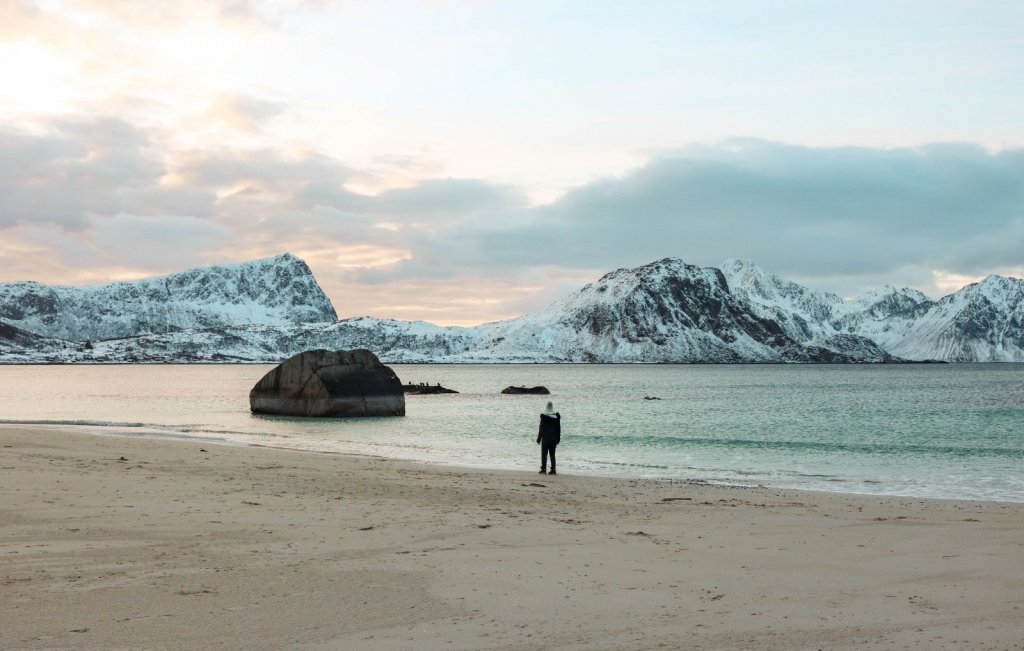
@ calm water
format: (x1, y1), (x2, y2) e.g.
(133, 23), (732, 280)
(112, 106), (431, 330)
(2, 364), (1023, 502)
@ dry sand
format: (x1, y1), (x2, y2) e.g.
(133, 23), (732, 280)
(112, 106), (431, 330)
(2, 425), (1023, 650)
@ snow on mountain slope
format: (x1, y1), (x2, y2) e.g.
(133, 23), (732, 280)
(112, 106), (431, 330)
(0, 318), (480, 364)
(721, 258), (846, 343)
(872, 275), (1024, 361)
(1, 253), (1021, 363)
(722, 258), (1024, 361)
(830, 285), (933, 337)
(0, 319), (80, 362)
(0, 254), (337, 342)
(0, 320), (47, 347)
(312, 317), (481, 362)
(468, 258), (862, 362)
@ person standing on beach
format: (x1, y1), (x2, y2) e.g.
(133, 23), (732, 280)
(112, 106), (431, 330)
(536, 401), (561, 475)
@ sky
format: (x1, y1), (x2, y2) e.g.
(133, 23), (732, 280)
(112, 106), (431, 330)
(1, 0), (1022, 326)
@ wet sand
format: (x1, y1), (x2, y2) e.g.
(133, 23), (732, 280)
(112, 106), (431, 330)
(3, 425), (1023, 650)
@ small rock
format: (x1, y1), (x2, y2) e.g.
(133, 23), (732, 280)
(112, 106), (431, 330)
(501, 385), (550, 395)
(402, 383), (458, 395)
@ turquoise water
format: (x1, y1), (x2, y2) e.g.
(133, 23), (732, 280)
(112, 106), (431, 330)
(1, 364), (1022, 502)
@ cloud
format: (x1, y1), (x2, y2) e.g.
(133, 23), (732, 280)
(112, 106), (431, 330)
(175, 146), (349, 193)
(206, 93), (288, 133)
(539, 140), (1024, 264)
(0, 0), (45, 39)
(54, 0), (272, 32)
(89, 213), (229, 269)
(368, 179), (527, 221)
(216, 0), (272, 29)
(336, 139), (1024, 302)
(3, 116), (1023, 321)
(0, 118), (203, 229)
(485, 140), (1024, 296)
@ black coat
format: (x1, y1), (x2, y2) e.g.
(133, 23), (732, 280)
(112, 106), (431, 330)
(537, 413), (561, 445)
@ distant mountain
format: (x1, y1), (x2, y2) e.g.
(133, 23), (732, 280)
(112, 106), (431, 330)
(720, 258), (846, 343)
(0, 254), (337, 342)
(466, 258), (876, 362)
(1, 254), (1022, 363)
(720, 259), (1024, 362)
(867, 275), (1024, 361)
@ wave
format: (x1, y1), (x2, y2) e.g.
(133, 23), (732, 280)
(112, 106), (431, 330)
(0, 419), (279, 444)
(568, 432), (1024, 459)
(0, 418), (170, 429)
(575, 458), (669, 470)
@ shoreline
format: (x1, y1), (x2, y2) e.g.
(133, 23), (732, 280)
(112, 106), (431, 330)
(6, 421), (1024, 505)
(8, 419), (1024, 505)
(4, 425), (1023, 650)
(3, 421), (1022, 505)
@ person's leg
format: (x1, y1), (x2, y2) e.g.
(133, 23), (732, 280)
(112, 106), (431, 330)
(540, 442), (549, 473)
(549, 444), (556, 474)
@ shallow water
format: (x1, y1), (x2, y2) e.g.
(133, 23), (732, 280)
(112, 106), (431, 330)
(2, 363), (1022, 502)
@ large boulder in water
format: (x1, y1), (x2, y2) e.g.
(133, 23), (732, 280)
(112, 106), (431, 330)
(249, 349), (405, 417)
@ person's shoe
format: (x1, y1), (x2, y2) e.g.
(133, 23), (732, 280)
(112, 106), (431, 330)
(548, 470), (556, 475)
(539, 469), (547, 474)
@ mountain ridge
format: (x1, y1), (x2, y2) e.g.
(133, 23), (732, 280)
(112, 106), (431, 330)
(1, 253), (1022, 363)
(0, 253), (337, 342)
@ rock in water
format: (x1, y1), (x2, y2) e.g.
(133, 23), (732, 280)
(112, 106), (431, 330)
(501, 385), (550, 395)
(249, 349), (405, 417)
(402, 383), (459, 394)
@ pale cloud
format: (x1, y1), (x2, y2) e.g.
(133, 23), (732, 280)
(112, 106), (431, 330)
(0, 222), (197, 285)
(89, 214), (230, 269)
(932, 265), (1024, 295)
(174, 146), (349, 194)
(0, 1), (288, 147)
(331, 275), (553, 326)
(54, 0), (272, 32)
(932, 270), (986, 295)
(367, 180), (527, 222)
(0, 118), (179, 230)
(205, 93), (288, 133)
(0, 0), (65, 41)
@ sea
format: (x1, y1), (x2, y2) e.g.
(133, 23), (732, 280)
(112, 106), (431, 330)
(2, 363), (1023, 503)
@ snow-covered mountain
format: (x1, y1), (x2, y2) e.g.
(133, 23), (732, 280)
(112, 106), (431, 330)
(870, 275), (1024, 361)
(467, 258), (876, 362)
(0, 254), (337, 342)
(721, 259), (1024, 362)
(1, 253), (1022, 363)
(721, 258), (846, 343)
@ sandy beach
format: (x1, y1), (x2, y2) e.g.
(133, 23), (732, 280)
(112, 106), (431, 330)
(2, 426), (1022, 650)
